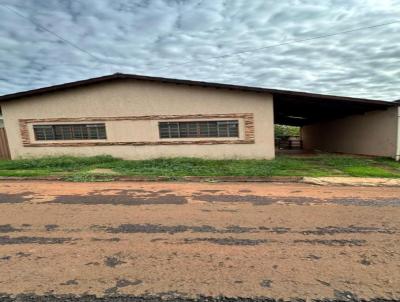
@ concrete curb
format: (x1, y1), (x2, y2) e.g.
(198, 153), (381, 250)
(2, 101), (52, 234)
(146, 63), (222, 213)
(301, 176), (400, 187)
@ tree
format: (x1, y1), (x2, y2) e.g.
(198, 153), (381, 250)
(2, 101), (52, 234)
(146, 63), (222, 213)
(274, 124), (300, 137)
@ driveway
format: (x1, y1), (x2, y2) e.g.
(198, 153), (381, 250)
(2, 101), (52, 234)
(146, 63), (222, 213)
(0, 181), (399, 301)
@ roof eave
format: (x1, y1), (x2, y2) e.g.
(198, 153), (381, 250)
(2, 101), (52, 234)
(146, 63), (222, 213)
(0, 72), (396, 107)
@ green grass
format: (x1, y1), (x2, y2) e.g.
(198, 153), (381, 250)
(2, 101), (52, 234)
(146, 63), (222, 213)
(0, 154), (399, 181)
(63, 172), (116, 182)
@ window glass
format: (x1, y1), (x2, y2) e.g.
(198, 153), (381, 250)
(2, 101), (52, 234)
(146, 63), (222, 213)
(159, 120), (239, 139)
(33, 124), (106, 141)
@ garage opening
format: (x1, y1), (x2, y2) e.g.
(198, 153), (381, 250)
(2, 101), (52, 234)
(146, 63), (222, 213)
(272, 91), (399, 159)
(274, 124), (302, 154)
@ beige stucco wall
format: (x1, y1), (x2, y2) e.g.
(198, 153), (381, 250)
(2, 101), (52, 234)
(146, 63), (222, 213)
(1, 79), (275, 160)
(396, 106), (400, 161)
(302, 106), (399, 158)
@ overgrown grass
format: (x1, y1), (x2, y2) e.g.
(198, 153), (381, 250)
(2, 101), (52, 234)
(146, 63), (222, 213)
(0, 155), (119, 171)
(63, 172), (116, 182)
(0, 154), (399, 180)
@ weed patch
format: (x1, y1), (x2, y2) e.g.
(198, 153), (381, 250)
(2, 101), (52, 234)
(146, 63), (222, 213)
(0, 154), (398, 180)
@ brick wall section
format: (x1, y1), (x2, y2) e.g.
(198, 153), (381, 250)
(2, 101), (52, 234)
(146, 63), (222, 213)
(243, 114), (254, 141)
(19, 120), (30, 146)
(19, 113), (255, 147)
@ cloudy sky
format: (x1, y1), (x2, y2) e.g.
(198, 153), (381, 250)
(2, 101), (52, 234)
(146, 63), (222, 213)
(0, 0), (399, 100)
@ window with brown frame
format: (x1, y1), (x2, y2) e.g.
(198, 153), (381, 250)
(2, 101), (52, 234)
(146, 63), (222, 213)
(159, 120), (239, 139)
(33, 124), (106, 141)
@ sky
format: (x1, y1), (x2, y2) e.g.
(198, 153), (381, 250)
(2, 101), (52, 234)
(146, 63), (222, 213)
(0, 0), (400, 100)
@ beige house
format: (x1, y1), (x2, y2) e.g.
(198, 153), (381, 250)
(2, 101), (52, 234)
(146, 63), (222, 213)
(0, 73), (399, 160)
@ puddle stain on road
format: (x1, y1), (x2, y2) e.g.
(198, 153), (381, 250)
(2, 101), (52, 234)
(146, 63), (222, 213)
(60, 279), (79, 286)
(294, 239), (367, 246)
(95, 223), (396, 236)
(102, 224), (260, 235)
(104, 255), (126, 268)
(91, 237), (121, 242)
(192, 194), (317, 205)
(300, 225), (395, 235)
(0, 225), (22, 232)
(182, 237), (274, 246)
(0, 222), (394, 249)
(0, 236), (77, 245)
(44, 224), (59, 231)
(1, 189), (400, 207)
(194, 194), (400, 206)
(50, 193), (187, 205)
(0, 192), (35, 203)
(104, 279), (143, 295)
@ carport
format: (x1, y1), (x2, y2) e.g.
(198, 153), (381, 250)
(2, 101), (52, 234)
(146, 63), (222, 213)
(271, 90), (400, 160)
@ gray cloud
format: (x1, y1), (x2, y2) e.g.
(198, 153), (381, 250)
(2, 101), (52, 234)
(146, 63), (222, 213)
(0, 0), (399, 100)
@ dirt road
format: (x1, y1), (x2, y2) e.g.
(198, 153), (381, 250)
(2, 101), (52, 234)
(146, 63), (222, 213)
(0, 180), (399, 301)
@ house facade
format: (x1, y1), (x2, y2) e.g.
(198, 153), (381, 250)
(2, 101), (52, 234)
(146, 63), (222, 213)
(0, 73), (399, 161)
(0, 76), (274, 160)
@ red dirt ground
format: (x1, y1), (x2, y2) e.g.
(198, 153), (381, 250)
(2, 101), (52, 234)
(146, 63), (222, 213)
(0, 180), (399, 300)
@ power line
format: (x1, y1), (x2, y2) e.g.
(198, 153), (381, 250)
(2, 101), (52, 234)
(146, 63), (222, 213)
(0, 4), (100, 62)
(154, 20), (400, 71)
(2, 3), (400, 77)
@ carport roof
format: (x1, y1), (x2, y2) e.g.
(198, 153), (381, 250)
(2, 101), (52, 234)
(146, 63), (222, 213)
(0, 73), (398, 126)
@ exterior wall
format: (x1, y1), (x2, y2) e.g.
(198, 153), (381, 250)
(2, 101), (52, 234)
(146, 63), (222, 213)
(302, 106), (399, 158)
(1, 79), (275, 160)
(396, 106), (400, 161)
